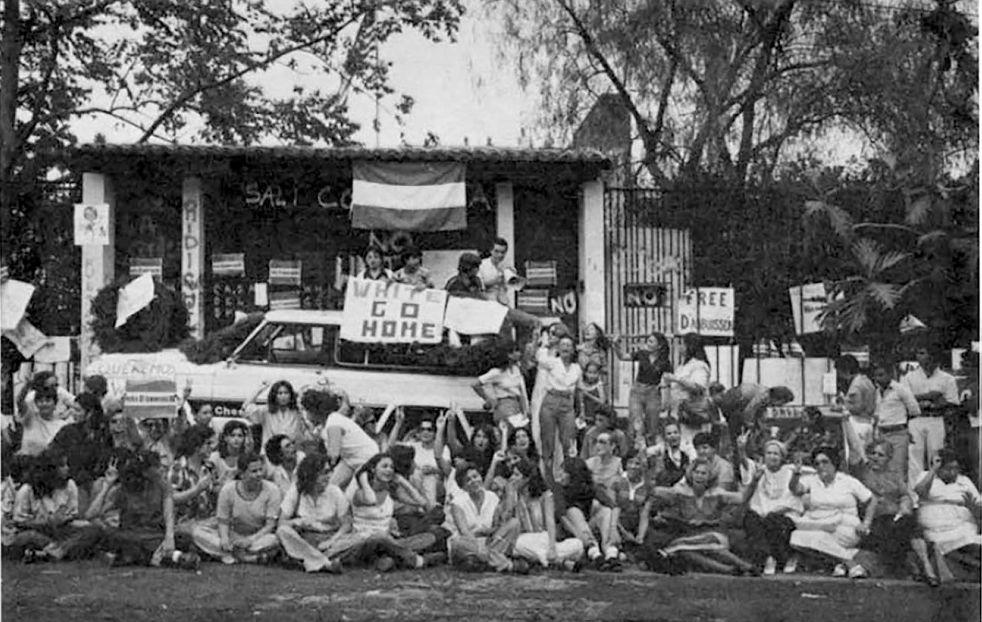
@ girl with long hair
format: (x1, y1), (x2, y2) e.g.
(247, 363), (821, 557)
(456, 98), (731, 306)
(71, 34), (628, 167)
(663, 333), (712, 454)
(276, 453), (349, 573)
(613, 332), (671, 446)
(243, 380), (312, 450)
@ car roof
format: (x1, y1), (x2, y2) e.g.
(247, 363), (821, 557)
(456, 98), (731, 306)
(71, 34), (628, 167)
(264, 309), (344, 325)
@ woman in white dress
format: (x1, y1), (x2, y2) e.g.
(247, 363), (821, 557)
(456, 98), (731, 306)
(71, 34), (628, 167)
(788, 445), (877, 578)
(663, 333), (712, 455)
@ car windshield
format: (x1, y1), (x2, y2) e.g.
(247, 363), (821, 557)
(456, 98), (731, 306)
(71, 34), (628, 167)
(235, 322), (336, 366)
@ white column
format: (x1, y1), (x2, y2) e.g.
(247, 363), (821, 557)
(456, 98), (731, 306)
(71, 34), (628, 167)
(578, 179), (606, 330)
(494, 182), (516, 305)
(182, 177), (206, 339)
(80, 173), (115, 372)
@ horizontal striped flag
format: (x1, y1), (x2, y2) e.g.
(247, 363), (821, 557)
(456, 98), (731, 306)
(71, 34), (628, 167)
(524, 261), (557, 287)
(351, 161), (467, 231)
(516, 289), (550, 314)
(268, 290), (302, 310)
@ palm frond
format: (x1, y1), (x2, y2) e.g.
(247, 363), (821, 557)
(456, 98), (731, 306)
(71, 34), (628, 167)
(877, 250), (910, 273)
(917, 230), (948, 248)
(905, 193), (932, 226)
(804, 200), (854, 240)
(850, 238), (882, 277)
(866, 282), (903, 309)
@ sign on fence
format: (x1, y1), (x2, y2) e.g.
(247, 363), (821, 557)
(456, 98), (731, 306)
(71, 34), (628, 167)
(676, 287), (734, 337)
(74, 203), (110, 246)
(213, 253), (245, 276)
(128, 257), (163, 278)
(789, 282), (829, 335)
(623, 282), (668, 308)
(340, 277), (447, 344)
(269, 260), (302, 285)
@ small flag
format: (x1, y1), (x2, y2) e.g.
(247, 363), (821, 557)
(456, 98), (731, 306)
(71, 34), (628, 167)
(213, 253), (245, 276)
(524, 261), (557, 287)
(269, 290), (301, 310)
(128, 257), (162, 278)
(351, 161), (466, 231)
(269, 260), (302, 285)
(517, 289), (550, 314)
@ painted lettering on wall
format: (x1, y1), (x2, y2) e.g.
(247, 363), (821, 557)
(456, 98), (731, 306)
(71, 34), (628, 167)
(182, 193), (204, 338)
(549, 290), (578, 317)
(244, 181), (351, 211)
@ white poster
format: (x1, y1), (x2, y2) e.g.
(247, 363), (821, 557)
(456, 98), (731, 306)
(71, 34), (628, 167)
(0, 278), (36, 331)
(124, 377), (178, 419)
(2, 319), (47, 358)
(340, 277), (446, 344)
(444, 297), (508, 335)
(33, 336), (72, 364)
(789, 282), (829, 335)
(115, 274), (155, 328)
(676, 287), (735, 337)
(74, 203), (110, 246)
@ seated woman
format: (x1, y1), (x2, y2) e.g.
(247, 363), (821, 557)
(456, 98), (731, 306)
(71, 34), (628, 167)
(6, 449), (83, 561)
(585, 431), (626, 566)
(914, 449), (982, 584)
(486, 427), (539, 491)
(276, 453), (349, 573)
(643, 458), (755, 575)
(140, 418), (176, 468)
(264, 434), (304, 496)
(505, 457), (584, 569)
(557, 457), (621, 571)
(851, 439), (924, 580)
(191, 452), (282, 565)
(209, 420), (249, 487)
(404, 414), (452, 507)
(646, 420), (689, 487)
(741, 440), (802, 575)
(168, 424), (219, 533)
(789, 445), (877, 579)
(49, 393), (112, 512)
(92, 450), (199, 569)
(324, 452), (441, 571)
(446, 461), (528, 574)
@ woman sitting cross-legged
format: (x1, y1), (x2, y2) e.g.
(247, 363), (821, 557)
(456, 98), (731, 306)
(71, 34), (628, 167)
(191, 451), (282, 565)
(323, 452), (442, 572)
(445, 461), (529, 574)
(5, 449), (87, 562)
(503, 457), (584, 570)
(275, 453), (349, 573)
(913, 449), (982, 585)
(641, 458), (756, 576)
(788, 445), (877, 579)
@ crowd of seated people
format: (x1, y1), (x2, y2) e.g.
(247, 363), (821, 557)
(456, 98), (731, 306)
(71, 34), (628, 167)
(2, 364), (979, 587)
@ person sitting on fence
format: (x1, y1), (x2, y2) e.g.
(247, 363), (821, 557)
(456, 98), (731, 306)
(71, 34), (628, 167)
(393, 244), (433, 289)
(191, 451), (281, 565)
(275, 453), (348, 573)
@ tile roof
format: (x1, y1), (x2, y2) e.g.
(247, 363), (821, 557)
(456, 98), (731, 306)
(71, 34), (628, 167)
(72, 143), (612, 167)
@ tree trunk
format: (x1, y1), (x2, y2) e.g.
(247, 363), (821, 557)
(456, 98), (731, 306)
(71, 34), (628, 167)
(1, 0), (21, 243)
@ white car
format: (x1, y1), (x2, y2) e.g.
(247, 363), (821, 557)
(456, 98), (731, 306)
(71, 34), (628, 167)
(86, 309), (487, 422)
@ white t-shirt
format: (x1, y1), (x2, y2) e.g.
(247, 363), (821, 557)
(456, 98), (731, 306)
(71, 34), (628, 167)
(478, 365), (525, 401)
(17, 415), (68, 456)
(322, 411), (378, 468)
(449, 489), (499, 535)
(477, 257), (509, 306)
(670, 359), (711, 405)
(535, 348), (582, 393)
(279, 482), (349, 527)
(406, 441), (451, 471)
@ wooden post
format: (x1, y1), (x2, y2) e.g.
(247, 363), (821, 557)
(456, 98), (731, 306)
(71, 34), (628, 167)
(182, 177), (206, 339)
(79, 173), (115, 372)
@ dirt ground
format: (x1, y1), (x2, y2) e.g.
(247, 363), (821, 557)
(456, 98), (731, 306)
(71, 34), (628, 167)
(2, 560), (979, 622)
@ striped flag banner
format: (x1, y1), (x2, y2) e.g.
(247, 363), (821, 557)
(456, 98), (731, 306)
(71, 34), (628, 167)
(524, 261), (557, 287)
(269, 260), (302, 285)
(516, 289), (550, 314)
(351, 161), (467, 231)
(212, 253), (245, 276)
(268, 290), (301, 310)
(129, 257), (163, 278)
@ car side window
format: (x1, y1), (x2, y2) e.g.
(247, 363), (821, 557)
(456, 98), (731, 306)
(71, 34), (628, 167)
(237, 323), (336, 366)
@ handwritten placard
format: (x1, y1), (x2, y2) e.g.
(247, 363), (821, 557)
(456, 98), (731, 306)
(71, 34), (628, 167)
(789, 282), (829, 335)
(269, 259), (302, 285)
(340, 277), (446, 344)
(124, 377), (178, 419)
(74, 203), (110, 246)
(676, 287), (735, 337)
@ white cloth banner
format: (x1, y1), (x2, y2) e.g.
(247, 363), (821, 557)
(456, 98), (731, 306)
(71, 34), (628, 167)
(789, 282), (828, 335)
(2, 318), (47, 358)
(115, 273), (156, 328)
(33, 336), (72, 364)
(443, 297), (508, 335)
(340, 277), (447, 344)
(0, 278), (35, 331)
(676, 287), (735, 337)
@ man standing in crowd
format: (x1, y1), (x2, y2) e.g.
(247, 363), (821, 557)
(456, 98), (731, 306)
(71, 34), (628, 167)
(835, 355), (876, 449)
(871, 360), (920, 479)
(903, 346), (961, 487)
(477, 237), (512, 307)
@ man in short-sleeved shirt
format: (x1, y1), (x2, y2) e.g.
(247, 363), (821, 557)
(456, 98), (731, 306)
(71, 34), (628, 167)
(903, 348), (961, 486)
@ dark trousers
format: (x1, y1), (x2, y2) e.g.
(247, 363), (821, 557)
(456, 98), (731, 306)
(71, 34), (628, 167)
(743, 511), (795, 566)
(100, 529), (194, 566)
(861, 514), (916, 569)
(338, 534), (419, 569)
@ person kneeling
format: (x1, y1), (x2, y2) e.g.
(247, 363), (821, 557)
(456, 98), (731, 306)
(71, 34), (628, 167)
(192, 452), (281, 564)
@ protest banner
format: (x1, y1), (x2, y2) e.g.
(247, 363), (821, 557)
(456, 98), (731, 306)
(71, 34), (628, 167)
(74, 203), (110, 246)
(676, 287), (734, 337)
(444, 297), (508, 335)
(340, 277), (446, 344)
(116, 274), (155, 328)
(2, 318), (47, 358)
(124, 377), (178, 419)
(789, 282), (829, 335)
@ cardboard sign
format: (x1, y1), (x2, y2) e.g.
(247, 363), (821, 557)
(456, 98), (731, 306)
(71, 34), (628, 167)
(676, 287), (734, 337)
(623, 283), (668, 308)
(444, 297), (508, 335)
(1, 318), (47, 358)
(340, 277), (446, 344)
(33, 336), (72, 364)
(789, 282), (829, 335)
(124, 377), (178, 419)
(129, 257), (163, 278)
(269, 259), (302, 285)
(74, 203), (110, 246)
(213, 253), (245, 276)
(0, 278), (35, 331)
(116, 274), (156, 328)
